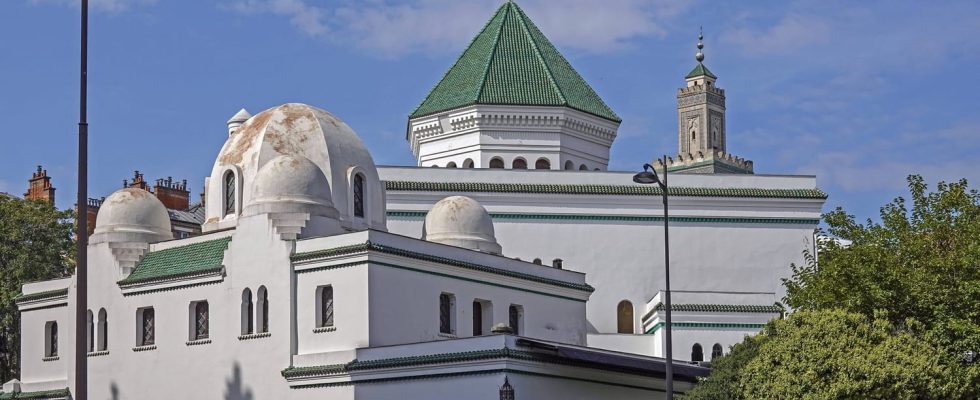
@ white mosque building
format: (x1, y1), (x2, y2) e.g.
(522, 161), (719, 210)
(3, 2), (824, 399)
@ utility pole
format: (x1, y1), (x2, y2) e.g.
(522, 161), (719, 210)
(74, 1), (89, 399)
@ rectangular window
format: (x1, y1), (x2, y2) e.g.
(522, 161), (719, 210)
(45, 321), (58, 357)
(439, 293), (455, 335)
(509, 304), (523, 335)
(138, 307), (155, 346)
(472, 301), (483, 336)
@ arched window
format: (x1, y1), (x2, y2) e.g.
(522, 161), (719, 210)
(97, 308), (108, 351)
(87, 310), (94, 352)
(138, 308), (155, 346)
(317, 285), (334, 328)
(223, 171), (236, 216)
(446, 162), (457, 168)
(45, 321), (59, 357)
(508, 305), (523, 335)
(439, 293), (455, 335)
(579, 164), (588, 171)
(691, 343), (704, 362)
(241, 289), (254, 335)
(463, 159), (475, 168)
(193, 301), (209, 340)
(535, 158), (551, 170)
(512, 159), (527, 169)
(617, 300), (634, 334)
(712, 343), (723, 359)
(257, 286), (269, 333)
(691, 130), (696, 141)
(564, 160), (574, 170)
(353, 173), (365, 218)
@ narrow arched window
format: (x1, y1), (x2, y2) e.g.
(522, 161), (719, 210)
(242, 289), (254, 335)
(535, 158), (551, 170)
(87, 310), (94, 352)
(579, 164), (588, 171)
(439, 293), (455, 335)
(194, 301), (209, 340)
(446, 162), (457, 168)
(489, 158), (504, 169)
(617, 300), (634, 334)
(692, 343), (704, 362)
(712, 343), (723, 359)
(508, 305), (522, 335)
(97, 308), (108, 351)
(353, 173), (365, 218)
(512, 159), (527, 169)
(223, 171), (236, 216)
(318, 285), (334, 328)
(463, 159), (475, 168)
(46, 321), (58, 357)
(139, 308), (155, 346)
(257, 286), (269, 333)
(472, 301), (483, 336)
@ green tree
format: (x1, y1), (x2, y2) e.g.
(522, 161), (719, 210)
(687, 176), (980, 399)
(0, 196), (74, 383)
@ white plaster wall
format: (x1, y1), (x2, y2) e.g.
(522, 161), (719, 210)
(366, 263), (587, 346)
(295, 264), (370, 354)
(18, 304), (69, 386)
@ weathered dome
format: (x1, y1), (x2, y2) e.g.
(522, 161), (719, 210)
(91, 188), (173, 244)
(423, 196), (501, 255)
(244, 154), (338, 218)
(204, 103), (386, 233)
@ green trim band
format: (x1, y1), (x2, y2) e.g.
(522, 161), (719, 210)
(118, 236), (231, 286)
(14, 288), (69, 304)
(387, 211), (818, 225)
(0, 388), (70, 399)
(644, 322), (766, 335)
(283, 347), (699, 384)
(641, 303), (784, 323)
(384, 181), (827, 199)
(292, 241), (593, 293)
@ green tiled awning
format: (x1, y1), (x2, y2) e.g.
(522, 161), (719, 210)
(409, 1), (620, 123)
(118, 236), (231, 286)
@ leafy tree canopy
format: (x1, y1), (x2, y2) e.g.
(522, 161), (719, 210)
(688, 176), (980, 399)
(0, 196), (74, 383)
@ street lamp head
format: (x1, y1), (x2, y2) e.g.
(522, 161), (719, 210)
(633, 163), (662, 185)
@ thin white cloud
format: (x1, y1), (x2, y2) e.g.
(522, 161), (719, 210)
(29, 0), (158, 13)
(723, 13), (830, 55)
(225, 0), (691, 57)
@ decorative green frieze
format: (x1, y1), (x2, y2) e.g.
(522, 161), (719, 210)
(14, 288), (68, 305)
(644, 322), (766, 335)
(0, 388), (70, 399)
(384, 181), (828, 199)
(386, 211), (819, 225)
(292, 241), (593, 293)
(118, 236), (231, 286)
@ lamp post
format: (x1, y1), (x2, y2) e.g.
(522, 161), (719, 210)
(633, 158), (673, 398)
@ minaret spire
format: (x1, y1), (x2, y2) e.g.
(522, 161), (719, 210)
(696, 27), (704, 63)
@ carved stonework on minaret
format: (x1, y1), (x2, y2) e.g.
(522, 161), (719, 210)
(658, 29), (753, 175)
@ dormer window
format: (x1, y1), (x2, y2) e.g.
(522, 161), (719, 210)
(353, 173), (365, 218)
(223, 171), (235, 216)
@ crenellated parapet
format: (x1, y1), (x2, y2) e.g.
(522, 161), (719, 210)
(654, 149), (754, 174)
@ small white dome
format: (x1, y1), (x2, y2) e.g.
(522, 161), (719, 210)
(244, 154), (338, 218)
(91, 188), (172, 244)
(423, 196), (501, 255)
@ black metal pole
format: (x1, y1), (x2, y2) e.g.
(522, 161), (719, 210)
(75, 1), (89, 399)
(662, 155), (673, 398)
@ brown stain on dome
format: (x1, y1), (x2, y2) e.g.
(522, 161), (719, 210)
(220, 108), (275, 165)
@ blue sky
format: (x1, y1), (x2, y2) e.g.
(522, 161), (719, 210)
(1, 0), (978, 221)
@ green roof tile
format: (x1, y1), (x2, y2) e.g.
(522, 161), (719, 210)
(0, 388), (70, 399)
(409, 1), (620, 123)
(118, 236), (231, 286)
(686, 63), (716, 79)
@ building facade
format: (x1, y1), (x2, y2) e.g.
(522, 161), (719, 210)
(4, 2), (823, 399)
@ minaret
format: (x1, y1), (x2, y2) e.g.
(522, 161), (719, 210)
(658, 29), (753, 174)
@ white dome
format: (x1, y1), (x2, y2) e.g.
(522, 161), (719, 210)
(423, 196), (502, 255)
(91, 188), (173, 244)
(204, 103), (386, 233)
(244, 154), (338, 218)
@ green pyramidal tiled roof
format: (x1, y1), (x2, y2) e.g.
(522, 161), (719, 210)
(118, 236), (231, 286)
(686, 62), (716, 79)
(409, 1), (620, 123)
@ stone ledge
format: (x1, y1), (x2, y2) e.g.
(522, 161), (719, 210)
(186, 338), (212, 346)
(132, 344), (157, 352)
(313, 326), (337, 334)
(238, 332), (271, 341)
(41, 356), (60, 362)
(87, 350), (110, 357)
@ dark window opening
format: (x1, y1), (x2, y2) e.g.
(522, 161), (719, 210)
(195, 301), (209, 340)
(353, 173), (365, 218)
(692, 343), (704, 362)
